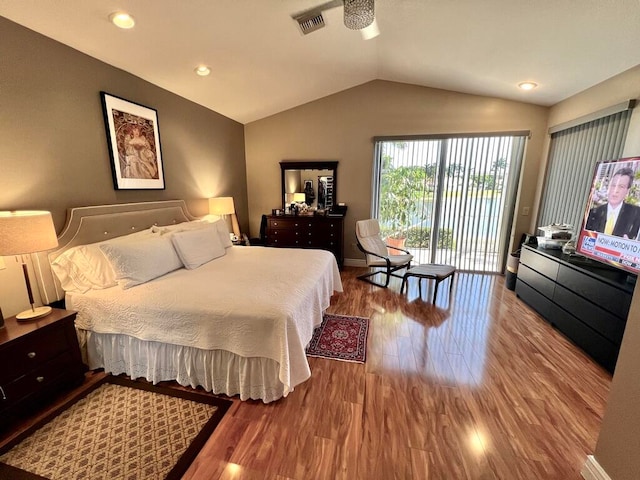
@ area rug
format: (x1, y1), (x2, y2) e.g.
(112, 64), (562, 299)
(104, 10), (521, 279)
(306, 313), (369, 363)
(0, 376), (232, 480)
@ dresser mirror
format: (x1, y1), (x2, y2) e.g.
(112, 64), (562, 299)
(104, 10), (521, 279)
(280, 161), (338, 212)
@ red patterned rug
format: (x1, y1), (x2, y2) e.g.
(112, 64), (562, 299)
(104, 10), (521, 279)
(306, 313), (369, 363)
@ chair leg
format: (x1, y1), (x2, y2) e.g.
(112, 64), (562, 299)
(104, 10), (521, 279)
(357, 269), (391, 289)
(357, 264), (411, 290)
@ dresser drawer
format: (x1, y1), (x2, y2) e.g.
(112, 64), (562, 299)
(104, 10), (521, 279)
(0, 325), (68, 384)
(553, 283), (626, 344)
(548, 303), (619, 373)
(520, 247), (559, 281)
(556, 264), (632, 319)
(308, 221), (337, 232)
(269, 236), (313, 247)
(0, 309), (86, 426)
(516, 263), (555, 299)
(267, 218), (311, 231)
(0, 351), (76, 410)
(266, 229), (298, 244)
(265, 214), (344, 267)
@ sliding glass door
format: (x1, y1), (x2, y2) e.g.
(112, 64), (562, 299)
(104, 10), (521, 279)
(373, 133), (527, 272)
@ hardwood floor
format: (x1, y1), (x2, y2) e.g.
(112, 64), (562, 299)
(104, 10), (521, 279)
(1, 267), (612, 479)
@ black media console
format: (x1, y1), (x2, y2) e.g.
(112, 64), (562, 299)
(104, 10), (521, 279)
(515, 245), (634, 373)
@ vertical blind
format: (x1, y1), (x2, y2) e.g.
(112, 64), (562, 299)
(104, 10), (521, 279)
(373, 132), (527, 273)
(538, 109), (633, 233)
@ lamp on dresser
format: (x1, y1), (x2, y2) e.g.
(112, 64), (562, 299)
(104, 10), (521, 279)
(291, 193), (306, 215)
(209, 196), (241, 239)
(0, 211), (58, 321)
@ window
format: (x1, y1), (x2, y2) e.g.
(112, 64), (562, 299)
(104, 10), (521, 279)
(538, 106), (633, 232)
(373, 133), (528, 272)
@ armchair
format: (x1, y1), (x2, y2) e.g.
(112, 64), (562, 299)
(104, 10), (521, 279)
(355, 219), (413, 288)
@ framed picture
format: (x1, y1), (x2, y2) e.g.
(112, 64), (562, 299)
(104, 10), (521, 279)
(100, 92), (165, 190)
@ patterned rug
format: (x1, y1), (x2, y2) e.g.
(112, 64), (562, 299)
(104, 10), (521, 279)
(306, 313), (369, 363)
(0, 376), (232, 480)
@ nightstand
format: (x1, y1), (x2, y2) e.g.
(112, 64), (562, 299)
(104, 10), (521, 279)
(0, 308), (86, 426)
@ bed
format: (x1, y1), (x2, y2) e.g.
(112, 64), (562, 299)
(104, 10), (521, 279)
(33, 200), (343, 403)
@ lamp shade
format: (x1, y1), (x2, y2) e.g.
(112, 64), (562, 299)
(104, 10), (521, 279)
(0, 211), (58, 255)
(209, 197), (235, 215)
(292, 193), (306, 203)
(344, 0), (375, 30)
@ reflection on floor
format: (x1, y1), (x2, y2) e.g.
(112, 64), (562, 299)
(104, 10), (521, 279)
(370, 272), (494, 386)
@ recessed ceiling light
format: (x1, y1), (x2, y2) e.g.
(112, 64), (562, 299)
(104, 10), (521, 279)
(518, 81), (538, 91)
(109, 12), (135, 29)
(194, 65), (211, 76)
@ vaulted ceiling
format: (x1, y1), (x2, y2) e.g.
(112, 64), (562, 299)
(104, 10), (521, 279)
(2, 0), (640, 124)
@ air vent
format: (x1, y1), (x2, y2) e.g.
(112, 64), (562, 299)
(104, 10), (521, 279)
(295, 12), (325, 35)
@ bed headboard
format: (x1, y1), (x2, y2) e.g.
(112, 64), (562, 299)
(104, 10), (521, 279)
(33, 200), (197, 304)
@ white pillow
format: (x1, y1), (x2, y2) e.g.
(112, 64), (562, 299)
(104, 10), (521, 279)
(151, 220), (208, 235)
(52, 245), (117, 293)
(153, 219), (233, 248)
(100, 235), (183, 289)
(170, 225), (226, 269)
(51, 228), (156, 293)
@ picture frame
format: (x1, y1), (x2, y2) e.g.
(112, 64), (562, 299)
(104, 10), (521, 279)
(100, 92), (165, 190)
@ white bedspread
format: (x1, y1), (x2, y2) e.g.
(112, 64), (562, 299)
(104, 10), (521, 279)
(67, 246), (343, 395)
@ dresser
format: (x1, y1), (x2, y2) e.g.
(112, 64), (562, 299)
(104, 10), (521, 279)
(515, 245), (633, 372)
(265, 214), (344, 267)
(0, 309), (86, 425)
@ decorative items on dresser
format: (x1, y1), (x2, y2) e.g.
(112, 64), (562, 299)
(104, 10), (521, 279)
(0, 309), (86, 428)
(265, 215), (344, 268)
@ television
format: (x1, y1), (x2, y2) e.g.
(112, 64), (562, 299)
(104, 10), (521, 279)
(576, 156), (640, 277)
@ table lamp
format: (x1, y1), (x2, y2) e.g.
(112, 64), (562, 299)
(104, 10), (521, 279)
(0, 257), (5, 328)
(291, 193), (306, 215)
(0, 211), (58, 321)
(209, 197), (240, 239)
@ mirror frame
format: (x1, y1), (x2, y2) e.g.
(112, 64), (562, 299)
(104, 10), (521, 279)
(280, 160), (338, 211)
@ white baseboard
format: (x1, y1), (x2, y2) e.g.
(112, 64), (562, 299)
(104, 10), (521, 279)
(581, 456), (611, 480)
(344, 258), (366, 267)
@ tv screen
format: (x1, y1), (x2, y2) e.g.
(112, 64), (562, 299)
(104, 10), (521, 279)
(577, 156), (640, 276)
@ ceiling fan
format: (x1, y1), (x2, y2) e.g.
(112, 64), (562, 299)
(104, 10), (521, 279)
(292, 0), (379, 39)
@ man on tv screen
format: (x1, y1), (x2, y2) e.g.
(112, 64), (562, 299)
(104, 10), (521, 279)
(585, 167), (640, 239)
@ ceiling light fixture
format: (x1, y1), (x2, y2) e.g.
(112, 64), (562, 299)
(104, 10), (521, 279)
(344, 0), (374, 30)
(292, 0), (378, 37)
(518, 81), (538, 91)
(109, 12), (135, 29)
(194, 65), (211, 76)
(360, 18), (380, 40)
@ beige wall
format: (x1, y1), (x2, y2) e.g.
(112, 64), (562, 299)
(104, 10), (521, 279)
(531, 65), (640, 228)
(0, 17), (247, 232)
(0, 17), (247, 316)
(545, 65), (640, 480)
(594, 281), (640, 480)
(245, 80), (549, 261)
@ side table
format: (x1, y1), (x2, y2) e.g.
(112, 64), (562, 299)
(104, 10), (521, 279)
(0, 308), (86, 427)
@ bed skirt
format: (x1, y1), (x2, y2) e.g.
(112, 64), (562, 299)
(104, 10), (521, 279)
(77, 329), (288, 403)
